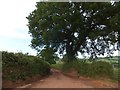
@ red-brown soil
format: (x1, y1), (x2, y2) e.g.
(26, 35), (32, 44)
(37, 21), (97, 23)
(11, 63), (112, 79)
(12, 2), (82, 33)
(3, 69), (118, 88)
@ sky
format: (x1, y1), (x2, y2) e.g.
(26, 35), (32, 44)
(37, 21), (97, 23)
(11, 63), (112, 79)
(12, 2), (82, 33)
(0, 0), (119, 57)
(0, 0), (40, 55)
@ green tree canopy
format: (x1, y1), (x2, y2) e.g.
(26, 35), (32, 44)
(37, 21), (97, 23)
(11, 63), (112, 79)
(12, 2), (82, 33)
(27, 2), (120, 61)
(38, 47), (56, 64)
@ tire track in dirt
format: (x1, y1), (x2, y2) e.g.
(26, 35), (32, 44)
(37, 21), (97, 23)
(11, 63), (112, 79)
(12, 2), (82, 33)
(18, 69), (118, 88)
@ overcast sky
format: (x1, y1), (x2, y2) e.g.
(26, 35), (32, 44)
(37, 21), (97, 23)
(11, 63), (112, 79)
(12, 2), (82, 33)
(0, 0), (119, 57)
(0, 0), (40, 55)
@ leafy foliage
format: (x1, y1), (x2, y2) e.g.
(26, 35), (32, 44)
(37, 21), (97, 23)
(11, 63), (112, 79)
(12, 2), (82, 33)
(113, 68), (120, 80)
(27, 2), (120, 61)
(38, 48), (56, 64)
(51, 63), (63, 70)
(62, 60), (114, 79)
(2, 51), (50, 82)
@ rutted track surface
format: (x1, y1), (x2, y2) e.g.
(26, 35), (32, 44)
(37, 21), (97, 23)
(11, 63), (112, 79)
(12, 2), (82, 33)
(18, 69), (118, 88)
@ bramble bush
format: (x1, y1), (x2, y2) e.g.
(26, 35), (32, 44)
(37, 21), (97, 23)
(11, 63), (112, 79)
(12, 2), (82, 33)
(2, 51), (50, 82)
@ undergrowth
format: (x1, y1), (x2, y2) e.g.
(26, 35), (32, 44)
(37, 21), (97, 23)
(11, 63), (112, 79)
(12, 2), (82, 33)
(62, 60), (116, 80)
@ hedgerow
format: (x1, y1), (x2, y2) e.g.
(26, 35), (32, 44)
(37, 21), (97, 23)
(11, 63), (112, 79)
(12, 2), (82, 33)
(62, 60), (114, 79)
(2, 51), (50, 82)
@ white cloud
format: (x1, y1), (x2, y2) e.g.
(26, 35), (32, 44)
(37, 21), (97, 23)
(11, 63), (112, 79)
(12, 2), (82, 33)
(0, 0), (39, 55)
(0, 0), (39, 39)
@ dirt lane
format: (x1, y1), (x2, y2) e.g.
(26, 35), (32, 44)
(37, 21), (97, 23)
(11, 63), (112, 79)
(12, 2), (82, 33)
(18, 69), (118, 88)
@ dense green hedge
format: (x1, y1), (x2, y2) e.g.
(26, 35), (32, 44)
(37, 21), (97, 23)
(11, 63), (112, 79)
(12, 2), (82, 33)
(62, 60), (114, 79)
(2, 51), (50, 82)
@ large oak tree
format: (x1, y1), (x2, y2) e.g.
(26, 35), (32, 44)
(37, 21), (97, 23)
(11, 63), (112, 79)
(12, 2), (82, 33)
(27, 2), (120, 61)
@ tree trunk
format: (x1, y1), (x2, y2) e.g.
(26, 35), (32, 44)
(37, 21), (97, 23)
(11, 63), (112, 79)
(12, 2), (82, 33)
(65, 31), (76, 62)
(66, 43), (76, 62)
